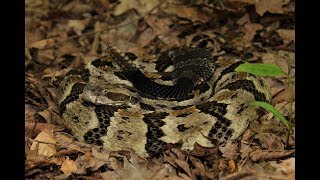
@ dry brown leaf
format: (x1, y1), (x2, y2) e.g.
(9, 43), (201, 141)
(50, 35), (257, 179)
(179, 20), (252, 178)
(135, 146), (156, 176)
(29, 38), (55, 49)
(178, 172), (192, 179)
(274, 101), (295, 119)
(91, 147), (110, 162)
(261, 52), (289, 74)
(255, 0), (291, 16)
(60, 157), (78, 174)
(189, 156), (215, 179)
(100, 171), (119, 180)
(268, 158), (295, 178)
(228, 160), (236, 173)
(244, 23), (263, 42)
(113, 0), (160, 16)
(239, 143), (254, 160)
(271, 87), (293, 105)
(135, 16), (171, 47)
(53, 174), (72, 179)
(265, 78), (285, 98)
(56, 41), (81, 56)
(227, 0), (257, 4)
(254, 133), (284, 150)
(250, 150), (294, 161)
(25, 122), (60, 136)
(174, 6), (210, 23)
(54, 133), (74, 147)
(74, 152), (96, 174)
(30, 130), (57, 157)
(108, 157), (123, 172)
(151, 164), (177, 179)
(219, 170), (257, 180)
(37, 49), (55, 65)
(145, 15), (172, 35)
(219, 142), (238, 159)
(37, 110), (52, 123)
(173, 159), (193, 178)
(190, 143), (218, 156)
(67, 19), (89, 35)
(118, 157), (151, 180)
(25, 147), (50, 169)
(279, 50), (295, 68)
(41, 68), (69, 80)
(276, 29), (295, 45)
(236, 13), (250, 26)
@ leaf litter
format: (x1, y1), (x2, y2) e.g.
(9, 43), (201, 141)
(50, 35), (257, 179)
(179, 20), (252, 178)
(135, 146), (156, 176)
(25, 0), (295, 179)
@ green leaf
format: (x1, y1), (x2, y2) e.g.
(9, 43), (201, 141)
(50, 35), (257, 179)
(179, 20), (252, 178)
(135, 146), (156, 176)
(235, 63), (285, 77)
(250, 101), (292, 130)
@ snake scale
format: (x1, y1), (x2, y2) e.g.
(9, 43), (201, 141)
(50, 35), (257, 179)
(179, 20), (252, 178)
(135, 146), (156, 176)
(57, 44), (271, 157)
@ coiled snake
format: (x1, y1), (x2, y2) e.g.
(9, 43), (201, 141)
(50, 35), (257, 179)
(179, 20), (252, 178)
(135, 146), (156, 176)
(57, 45), (271, 157)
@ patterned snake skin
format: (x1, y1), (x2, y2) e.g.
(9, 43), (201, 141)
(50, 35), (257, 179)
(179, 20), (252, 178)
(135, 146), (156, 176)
(57, 44), (271, 157)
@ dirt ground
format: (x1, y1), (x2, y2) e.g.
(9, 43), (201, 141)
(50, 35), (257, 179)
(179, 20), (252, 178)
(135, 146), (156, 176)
(25, 0), (295, 179)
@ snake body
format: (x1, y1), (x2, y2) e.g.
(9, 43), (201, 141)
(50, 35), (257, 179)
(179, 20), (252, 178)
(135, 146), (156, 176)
(57, 45), (271, 157)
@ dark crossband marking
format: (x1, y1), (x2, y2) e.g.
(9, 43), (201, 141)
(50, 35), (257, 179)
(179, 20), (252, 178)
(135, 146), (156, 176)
(143, 112), (169, 156)
(222, 79), (266, 102)
(83, 105), (128, 146)
(195, 101), (228, 117)
(60, 83), (85, 113)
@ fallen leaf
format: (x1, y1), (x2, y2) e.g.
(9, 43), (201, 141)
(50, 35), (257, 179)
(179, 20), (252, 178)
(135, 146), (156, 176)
(174, 159), (193, 178)
(268, 158), (295, 178)
(108, 157), (123, 172)
(37, 110), (52, 123)
(276, 29), (295, 45)
(164, 151), (193, 178)
(219, 142), (238, 159)
(219, 171), (257, 180)
(145, 15), (172, 35)
(60, 157), (78, 174)
(54, 133), (74, 147)
(244, 23), (263, 42)
(151, 164), (177, 179)
(279, 50), (295, 68)
(30, 130), (57, 157)
(190, 143), (218, 156)
(189, 156), (216, 179)
(271, 87), (293, 105)
(236, 13), (250, 26)
(228, 160), (236, 173)
(261, 52), (289, 74)
(91, 147), (110, 162)
(74, 152), (96, 174)
(67, 19), (87, 35)
(274, 101), (295, 119)
(250, 149), (294, 161)
(255, 0), (290, 16)
(254, 133), (284, 150)
(174, 5), (210, 23)
(37, 49), (55, 65)
(227, 0), (257, 4)
(113, 0), (160, 16)
(100, 171), (119, 180)
(25, 122), (61, 136)
(119, 157), (151, 180)
(25, 147), (51, 170)
(60, 1), (93, 14)
(29, 38), (55, 49)
(265, 78), (285, 97)
(53, 174), (72, 179)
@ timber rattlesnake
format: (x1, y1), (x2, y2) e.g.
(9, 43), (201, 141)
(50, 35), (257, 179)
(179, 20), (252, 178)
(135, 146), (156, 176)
(57, 44), (271, 157)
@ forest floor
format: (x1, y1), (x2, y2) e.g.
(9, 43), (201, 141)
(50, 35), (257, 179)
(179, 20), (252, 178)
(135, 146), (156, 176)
(25, 0), (295, 179)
